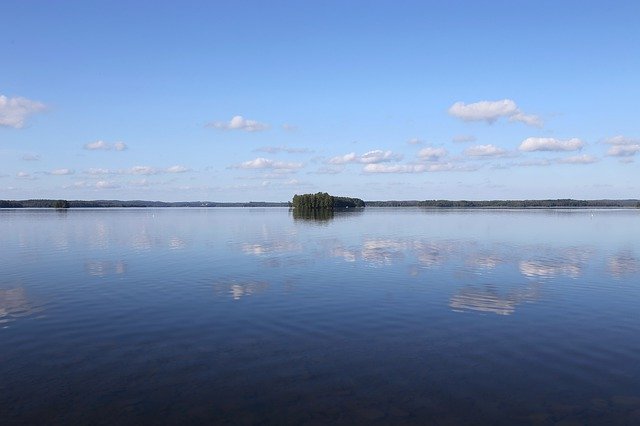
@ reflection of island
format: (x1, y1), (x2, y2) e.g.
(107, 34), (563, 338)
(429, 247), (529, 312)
(292, 208), (334, 221)
(213, 280), (268, 300)
(450, 283), (541, 316)
(0, 287), (38, 324)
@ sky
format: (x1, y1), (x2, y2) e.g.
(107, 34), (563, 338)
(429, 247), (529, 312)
(1, 0), (639, 202)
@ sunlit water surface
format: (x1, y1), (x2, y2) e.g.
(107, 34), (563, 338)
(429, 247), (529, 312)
(1, 208), (640, 424)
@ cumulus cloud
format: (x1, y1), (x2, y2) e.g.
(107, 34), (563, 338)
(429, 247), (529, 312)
(254, 146), (311, 154)
(207, 115), (269, 132)
(448, 99), (542, 127)
(604, 135), (640, 157)
(557, 155), (599, 164)
(607, 145), (640, 157)
(418, 147), (448, 160)
(282, 123), (298, 132)
(84, 140), (128, 151)
(0, 94), (46, 128)
(452, 135), (476, 143)
(464, 144), (507, 157)
(49, 168), (75, 175)
(407, 138), (423, 145)
(233, 157), (303, 171)
(519, 137), (584, 152)
(328, 150), (402, 165)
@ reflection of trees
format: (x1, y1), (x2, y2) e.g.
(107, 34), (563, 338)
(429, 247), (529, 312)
(0, 287), (37, 324)
(450, 283), (541, 316)
(292, 208), (334, 222)
(213, 280), (268, 300)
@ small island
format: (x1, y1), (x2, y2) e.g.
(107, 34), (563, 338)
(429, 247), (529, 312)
(291, 192), (365, 209)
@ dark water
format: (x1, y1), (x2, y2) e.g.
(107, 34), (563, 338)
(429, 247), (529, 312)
(1, 208), (640, 425)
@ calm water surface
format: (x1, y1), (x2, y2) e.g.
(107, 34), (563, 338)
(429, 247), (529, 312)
(1, 208), (640, 425)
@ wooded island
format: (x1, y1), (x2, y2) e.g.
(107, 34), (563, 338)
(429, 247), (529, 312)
(291, 193), (365, 209)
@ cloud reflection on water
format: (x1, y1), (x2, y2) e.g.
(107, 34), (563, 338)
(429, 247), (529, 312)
(232, 227), (637, 315)
(85, 260), (127, 277)
(0, 287), (39, 326)
(608, 252), (639, 277)
(450, 283), (542, 316)
(213, 280), (269, 300)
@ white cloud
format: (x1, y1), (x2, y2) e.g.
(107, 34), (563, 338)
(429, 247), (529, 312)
(22, 153), (40, 161)
(282, 123), (298, 131)
(363, 163), (456, 173)
(448, 99), (542, 127)
(328, 152), (358, 164)
(604, 135), (640, 157)
(129, 166), (159, 175)
(361, 150), (402, 163)
(16, 171), (33, 179)
(96, 180), (120, 189)
(558, 154), (599, 164)
(328, 150), (402, 165)
(0, 94), (46, 128)
(418, 147), (448, 160)
(84, 140), (128, 151)
(407, 138), (423, 145)
(85, 168), (113, 175)
(233, 157), (303, 170)
(254, 146), (311, 154)
(84, 165), (192, 176)
(509, 111), (543, 127)
(452, 135), (476, 143)
(50, 168), (75, 175)
(464, 144), (507, 157)
(166, 165), (190, 173)
(519, 137), (584, 152)
(607, 145), (640, 157)
(208, 115), (269, 132)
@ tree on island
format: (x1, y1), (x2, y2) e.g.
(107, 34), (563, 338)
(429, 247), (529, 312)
(53, 200), (70, 209)
(292, 192), (364, 209)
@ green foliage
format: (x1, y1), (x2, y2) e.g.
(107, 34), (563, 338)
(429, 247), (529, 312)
(292, 192), (365, 210)
(53, 200), (70, 209)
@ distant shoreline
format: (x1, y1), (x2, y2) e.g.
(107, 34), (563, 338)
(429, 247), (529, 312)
(1, 199), (639, 209)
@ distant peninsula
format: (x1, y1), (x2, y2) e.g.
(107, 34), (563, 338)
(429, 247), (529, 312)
(1, 198), (639, 209)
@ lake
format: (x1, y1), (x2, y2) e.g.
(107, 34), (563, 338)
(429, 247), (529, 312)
(1, 208), (639, 424)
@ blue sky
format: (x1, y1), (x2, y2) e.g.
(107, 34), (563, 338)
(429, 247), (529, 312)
(1, 0), (639, 201)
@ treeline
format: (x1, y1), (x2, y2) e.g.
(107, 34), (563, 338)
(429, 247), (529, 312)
(292, 193), (365, 209)
(0, 199), (289, 208)
(366, 199), (640, 208)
